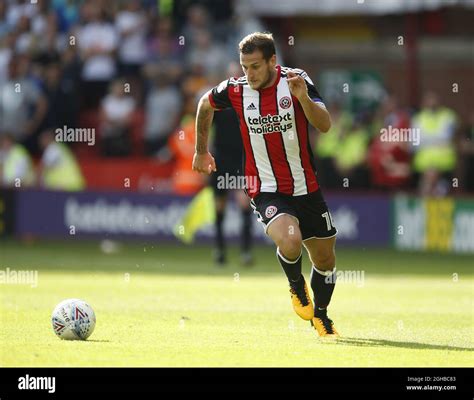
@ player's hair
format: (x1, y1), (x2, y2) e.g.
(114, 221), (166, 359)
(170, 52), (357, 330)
(239, 32), (276, 61)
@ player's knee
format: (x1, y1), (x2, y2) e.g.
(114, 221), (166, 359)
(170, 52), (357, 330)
(311, 252), (335, 270)
(278, 231), (302, 260)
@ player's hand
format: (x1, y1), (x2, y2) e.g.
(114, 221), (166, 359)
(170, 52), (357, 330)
(192, 151), (217, 174)
(286, 71), (308, 101)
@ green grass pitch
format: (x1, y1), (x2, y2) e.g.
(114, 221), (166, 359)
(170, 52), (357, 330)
(0, 240), (472, 367)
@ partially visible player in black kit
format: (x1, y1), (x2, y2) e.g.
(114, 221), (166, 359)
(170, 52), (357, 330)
(193, 32), (339, 337)
(210, 63), (254, 267)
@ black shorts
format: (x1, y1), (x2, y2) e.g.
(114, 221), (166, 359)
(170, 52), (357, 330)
(250, 190), (338, 240)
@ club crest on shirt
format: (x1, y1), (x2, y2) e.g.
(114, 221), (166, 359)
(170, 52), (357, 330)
(279, 96), (292, 109)
(265, 205), (278, 219)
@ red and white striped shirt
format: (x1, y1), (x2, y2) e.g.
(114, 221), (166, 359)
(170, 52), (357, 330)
(209, 65), (325, 199)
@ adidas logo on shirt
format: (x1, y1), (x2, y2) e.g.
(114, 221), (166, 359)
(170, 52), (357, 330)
(246, 103), (257, 110)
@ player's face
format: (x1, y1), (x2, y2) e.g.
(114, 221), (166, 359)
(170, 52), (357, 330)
(240, 51), (276, 90)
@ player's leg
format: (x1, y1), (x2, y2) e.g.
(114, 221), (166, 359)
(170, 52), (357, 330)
(267, 213), (302, 264)
(266, 214), (314, 320)
(297, 191), (339, 337)
(304, 236), (337, 307)
(304, 237), (339, 337)
(236, 189), (253, 266)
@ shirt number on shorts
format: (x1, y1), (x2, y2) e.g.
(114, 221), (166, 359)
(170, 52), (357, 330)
(322, 212), (334, 231)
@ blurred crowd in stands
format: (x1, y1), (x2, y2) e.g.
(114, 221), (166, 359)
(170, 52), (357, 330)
(0, 0), (473, 195)
(317, 92), (474, 196)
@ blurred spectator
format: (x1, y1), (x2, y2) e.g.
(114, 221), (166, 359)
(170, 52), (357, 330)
(0, 33), (14, 83)
(115, 0), (147, 78)
(168, 118), (206, 195)
(368, 136), (411, 190)
(411, 91), (457, 196)
(185, 28), (229, 77)
(181, 4), (212, 47)
(374, 93), (410, 131)
(52, 0), (80, 33)
(0, 133), (35, 187)
(42, 58), (78, 130)
(6, 0), (37, 29)
(0, 55), (48, 152)
(144, 71), (182, 157)
(167, 96), (206, 195)
(77, 2), (118, 109)
(30, 0), (50, 37)
(14, 15), (36, 54)
(99, 79), (136, 157)
(458, 111), (474, 193)
(367, 95), (411, 189)
(38, 130), (85, 191)
(36, 11), (68, 56)
(334, 112), (371, 189)
(181, 63), (209, 102)
(224, 7), (267, 62)
(315, 102), (353, 189)
(56, 45), (81, 126)
(0, 1), (10, 38)
(145, 16), (183, 80)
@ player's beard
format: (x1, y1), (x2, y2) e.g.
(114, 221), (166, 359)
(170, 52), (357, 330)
(255, 67), (276, 90)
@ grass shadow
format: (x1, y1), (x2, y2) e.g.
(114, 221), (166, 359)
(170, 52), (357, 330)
(327, 337), (473, 352)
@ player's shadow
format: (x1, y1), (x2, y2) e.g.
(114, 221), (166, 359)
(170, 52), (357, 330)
(327, 337), (473, 352)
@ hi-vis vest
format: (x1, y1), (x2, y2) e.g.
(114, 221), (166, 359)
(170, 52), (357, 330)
(412, 107), (457, 172)
(335, 128), (369, 170)
(43, 143), (85, 191)
(316, 111), (353, 158)
(3, 144), (35, 186)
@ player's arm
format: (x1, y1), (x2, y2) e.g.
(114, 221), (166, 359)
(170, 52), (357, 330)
(192, 91), (217, 174)
(287, 71), (331, 133)
(298, 94), (331, 133)
(193, 80), (233, 174)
